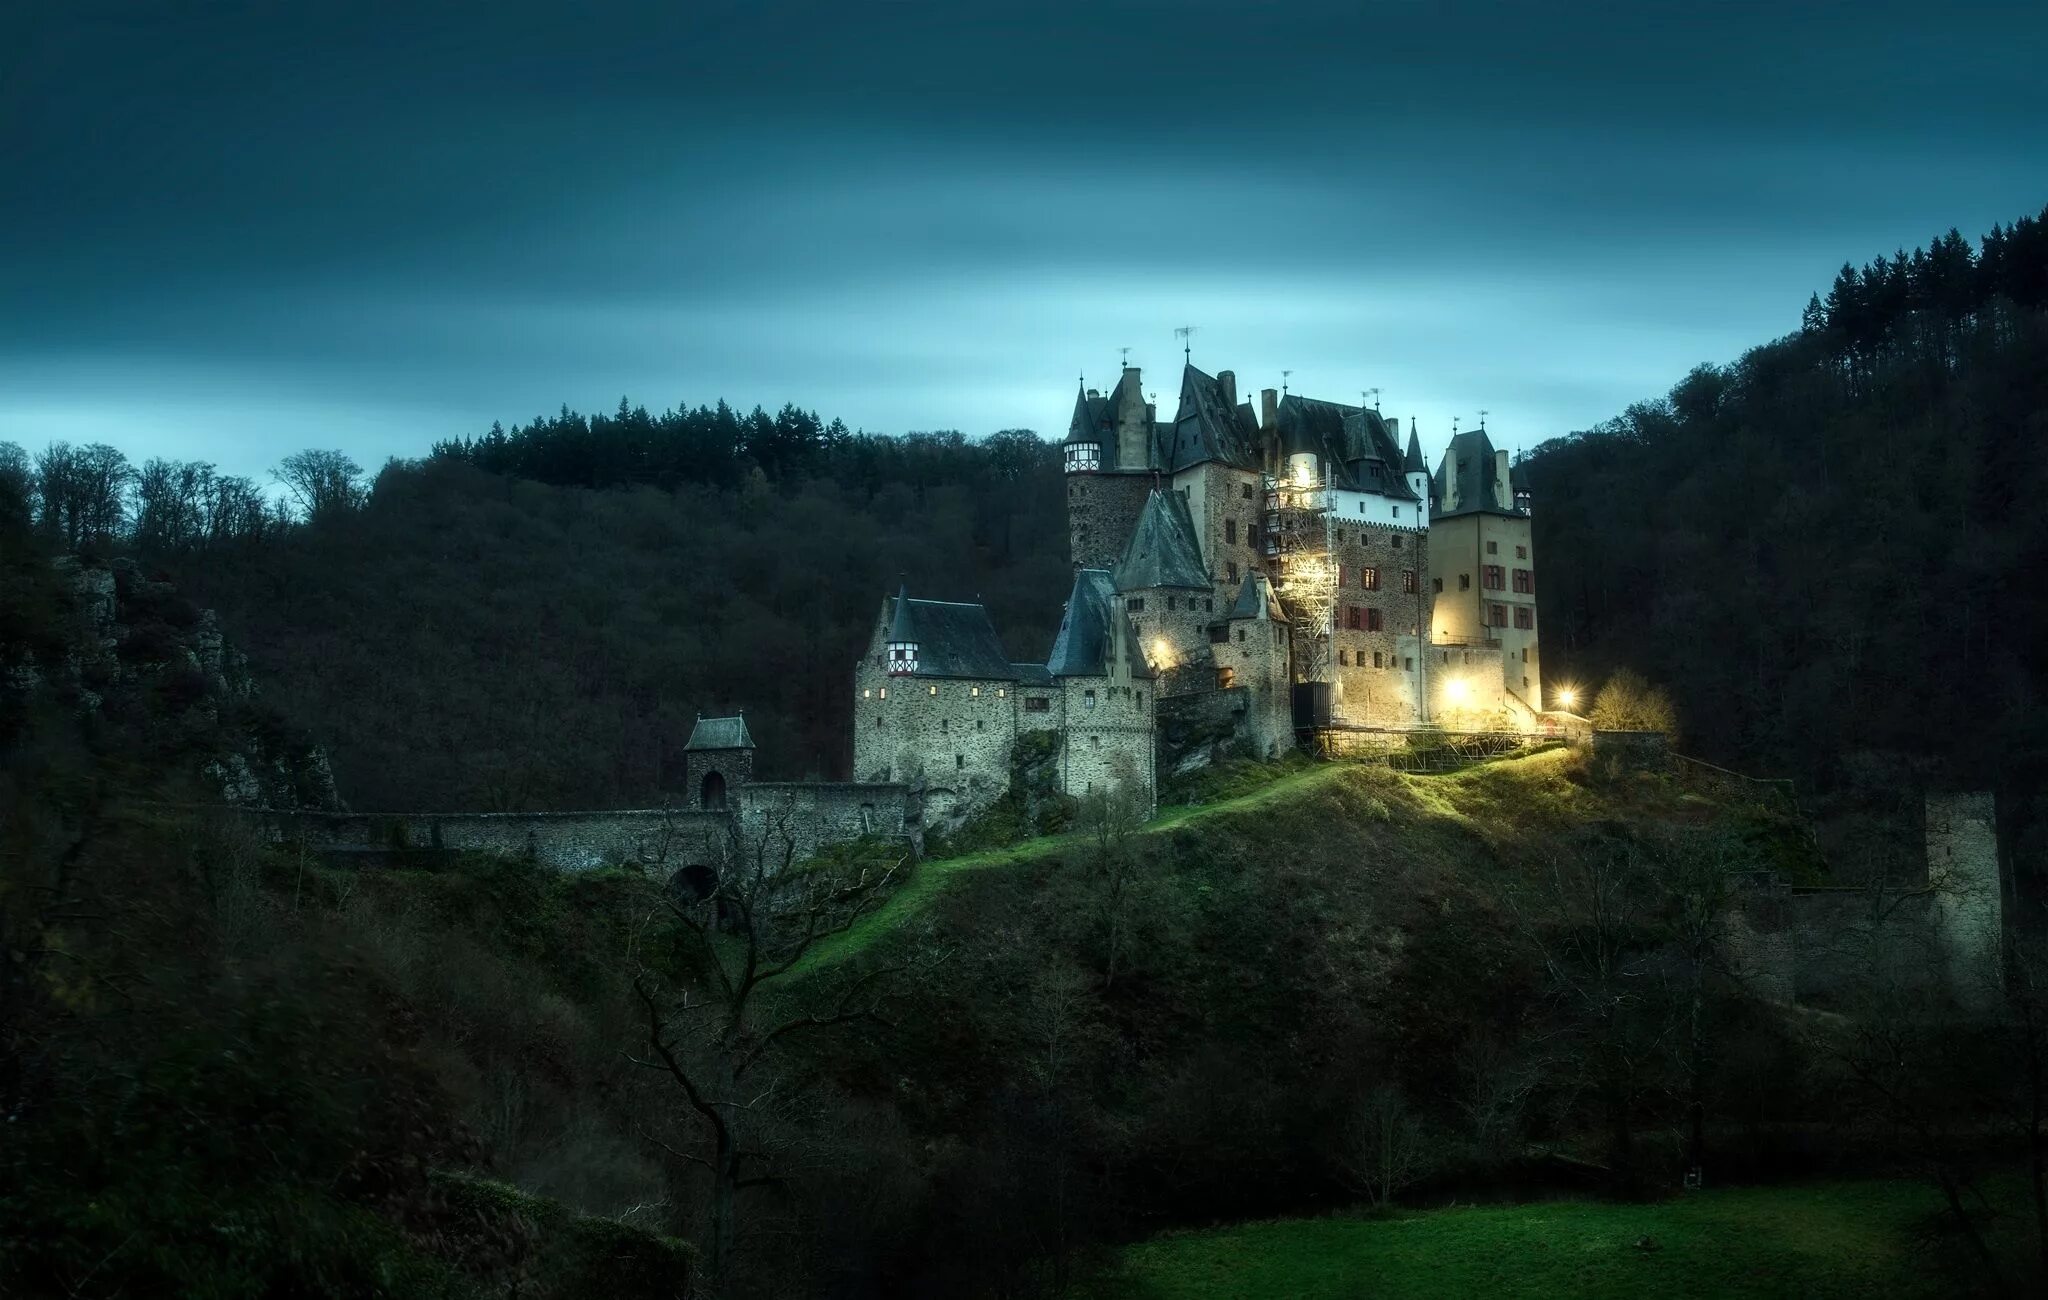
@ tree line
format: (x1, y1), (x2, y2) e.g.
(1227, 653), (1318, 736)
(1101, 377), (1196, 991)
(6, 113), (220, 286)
(1528, 201), (2048, 890)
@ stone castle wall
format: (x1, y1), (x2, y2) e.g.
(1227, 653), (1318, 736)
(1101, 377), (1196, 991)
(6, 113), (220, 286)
(1067, 472), (1154, 571)
(1057, 675), (1155, 810)
(269, 781), (911, 876)
(852, 662), (1019, 827)
(1720, 793), (2003, 1011)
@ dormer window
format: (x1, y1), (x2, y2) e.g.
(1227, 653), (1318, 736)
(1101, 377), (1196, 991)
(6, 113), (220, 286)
(1065, 442), (1102, 473)
(886, 640), (918, 676)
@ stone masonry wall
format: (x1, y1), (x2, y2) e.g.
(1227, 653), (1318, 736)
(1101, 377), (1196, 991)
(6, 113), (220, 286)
(1329, 524), (1430, 727)
(1067, 472), (1154, 571)
(853, 658), (1018, 827)
(1057, 675), (1156, 811)
(270, 782), (911, 876)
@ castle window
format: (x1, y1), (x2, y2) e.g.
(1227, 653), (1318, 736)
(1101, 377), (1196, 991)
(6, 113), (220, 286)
(1217, 666), (1237, 688)
(1248, 524), (1260, 548)
(1392, 507), (1401, 519)
(878, 687), (887, 699)
(1483, 565), (1505, 590)
(1236, 628), (1246, 642)
(1360, 567), (1380, 591)
(971, 685), (980, 696)
(1127, 597), (1145, 612)
(1403, 569), (1417, 593)
(1091, 735), (1101, 750)
(1084, 690), (1097, 710)
(1433, 577), (1443, 593)
(1404, 657), (1414, 671)
(929, 684), (939, 695)
(1209, 623), (1227, 643)
(1338, 649), (1348, 665)
(1512, 568), (1533, 594)
(1241, 484), (1253, 499)
(1523, 676), (1530, 690)
(1204, 597), (1213, 611)
(863, 688), (871, 698)
(875, 715), (883, 727)
(1392, 534), (1403, 549)
(1367, 608), (1384, 632)
(1225, 519), (1236, 544)
(1025, 696), (1050, 713)
(941, 718), (948, 732)
(1336, 528), (1346, 542)
(1514, 606), (1534, 630)
(956, 754), (965, 769)
(1373, 651), (1383, 668)
(1521, 647), (1529, 662)
(1516, 544), (1528, 559)
(1458, 574), (1471, 591)
(997, 688), (1006, 697)
(978, 718), (986, 730)
(1489, 604), (1508, 627)
(1227, 561), (1239, 582)
(1487, 541), (1499, 555)
(1345, 606), (1359, 630)
(1167, 596), (1177, 611)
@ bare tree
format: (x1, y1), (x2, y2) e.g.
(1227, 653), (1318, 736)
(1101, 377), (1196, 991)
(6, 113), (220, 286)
(133, 458), (215, 552)
(33, 441), (132, 548)
(1511, 834), (1667, 1197)
(1455, 1032), (1544, 1166)
(1079, 755), (1148, 990)
(628, 797), (929, 1295)
(272, 448), (367, 522)
(1334, 1083), (1430, 1210)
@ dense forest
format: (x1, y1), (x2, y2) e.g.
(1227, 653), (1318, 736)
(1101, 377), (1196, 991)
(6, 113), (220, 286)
(1527, 202), (2048, 883)
(3, 419), (1074, 809)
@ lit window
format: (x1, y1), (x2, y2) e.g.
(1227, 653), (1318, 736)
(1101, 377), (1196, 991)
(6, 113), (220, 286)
(928, 685), (938, 695)
(1360, 566), (1380, 591)
(1483, 565), (1505, 590)
(1403, 569), (1416, 593)
(971, 685), (980, 696)
(878, 687), (886, 699)
(1084, 690), (1097, 710)
(997, 688), (1006, 697)
(863, 688), (871, 698)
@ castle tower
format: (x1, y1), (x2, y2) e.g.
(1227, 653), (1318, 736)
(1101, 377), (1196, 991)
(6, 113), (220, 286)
(1429, 428), (1541, 722)
(1064, 368), (1161, 571)
(1221, 571), (1294, 758)
(1404, 427), (1431, 523)
(683, 713), (755, 811)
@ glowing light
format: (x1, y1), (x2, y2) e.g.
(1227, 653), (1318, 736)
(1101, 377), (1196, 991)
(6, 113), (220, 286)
(1557, 688), (1577, 710)
(1151, 637), (1175, 667)
(1444, 677), (1471, 704)
(1293, 461), (1314, 487)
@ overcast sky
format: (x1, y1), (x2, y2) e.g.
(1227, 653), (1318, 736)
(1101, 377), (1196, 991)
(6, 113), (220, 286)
(4, 0), (2044, 481)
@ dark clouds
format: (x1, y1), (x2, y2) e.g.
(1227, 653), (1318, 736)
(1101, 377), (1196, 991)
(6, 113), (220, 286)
(3, 1), (2044, 476)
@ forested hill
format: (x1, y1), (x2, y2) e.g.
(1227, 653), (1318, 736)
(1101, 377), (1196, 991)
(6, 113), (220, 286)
(1525, 203), (2048, 871)
(165, 425), (1073, 810)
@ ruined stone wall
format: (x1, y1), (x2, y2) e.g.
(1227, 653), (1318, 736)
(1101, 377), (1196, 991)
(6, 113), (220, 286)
(1066, 472), (1153, 571)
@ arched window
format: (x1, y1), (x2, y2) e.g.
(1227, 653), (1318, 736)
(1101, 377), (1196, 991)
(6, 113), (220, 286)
(701, 770), (727, 811)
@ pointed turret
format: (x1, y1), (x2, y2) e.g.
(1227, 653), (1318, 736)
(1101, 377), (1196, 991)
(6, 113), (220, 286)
(1064, 381), (1108, 472)
(885, 583), (919, 675)
(1404, 426), (1431, 520)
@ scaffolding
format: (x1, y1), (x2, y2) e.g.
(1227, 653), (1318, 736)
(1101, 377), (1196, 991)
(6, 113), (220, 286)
(1261, 470), (1335, 682)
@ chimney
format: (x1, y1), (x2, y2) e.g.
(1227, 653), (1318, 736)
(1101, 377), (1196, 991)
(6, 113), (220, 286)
(1217, 369), (1237, 406)
(1086, 388), (1101, 400)
(1494, 449), (1513, 509)
(1261, 388), (1279, 429)
(1386, 416), (1399, 438)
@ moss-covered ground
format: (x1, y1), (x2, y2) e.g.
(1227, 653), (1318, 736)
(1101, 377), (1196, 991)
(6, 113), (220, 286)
(1081, 1178), (2019, 1299)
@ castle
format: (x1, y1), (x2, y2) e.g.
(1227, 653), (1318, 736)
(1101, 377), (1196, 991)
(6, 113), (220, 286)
(853, 361), (1553, 823)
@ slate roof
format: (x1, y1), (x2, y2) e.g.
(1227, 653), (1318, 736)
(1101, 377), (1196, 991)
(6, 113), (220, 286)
(1010, 662), (1054, 687)
(881, 592), (1020, 680)
(1272, 395), (1419, 500)
(1046, 568), (1155, 680)
(684, 714), (755, 751)
(1431, 429), (1523, 519)
(1112, 490), (1210, 591)
(1064, 383), (1115, 446)
(1165, 364), (1264, 472)
(1404, 428), (1428, 474)
(1226, 571), (1289, 622)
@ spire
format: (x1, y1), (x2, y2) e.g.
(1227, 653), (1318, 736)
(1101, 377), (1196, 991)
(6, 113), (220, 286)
(1403, 427), (1426, 474)
(886, 583), (916, 644)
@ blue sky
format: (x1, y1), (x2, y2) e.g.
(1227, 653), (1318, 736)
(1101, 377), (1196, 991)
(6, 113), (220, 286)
(4, 0), (2044, 481)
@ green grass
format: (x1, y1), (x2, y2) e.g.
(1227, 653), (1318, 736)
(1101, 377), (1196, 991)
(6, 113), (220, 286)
(1082, 1180), (1998, 1299)
(795, 759), (1370, 973)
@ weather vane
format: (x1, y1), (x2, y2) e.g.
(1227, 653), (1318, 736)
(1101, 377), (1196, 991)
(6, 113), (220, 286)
(1479, 408), (1490, 430)
(1174, 325), (1197, 361)
(1281, 368), (1293, 393)
(1118, 346), (1132, 369)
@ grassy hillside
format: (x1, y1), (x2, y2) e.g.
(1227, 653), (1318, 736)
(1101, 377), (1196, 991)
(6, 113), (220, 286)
(1083, 1178), (2026, 1300)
